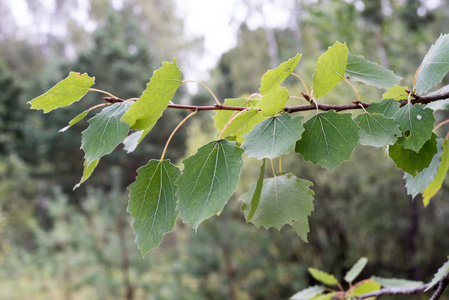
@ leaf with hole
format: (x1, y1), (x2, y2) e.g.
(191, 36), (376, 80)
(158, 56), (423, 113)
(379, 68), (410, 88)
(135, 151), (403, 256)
(423, 139), (449, 206)
(240, 174), (314, 240)
(415, 33), (449, 95)
(81, 102), (132, 166)
(345, 53), (401, 88)
(355, 112), (401, 147)
(312, 42), (348, 99)
(260, 53), (301, 94)
(28, 72), (95, 113)
(120, 59), (182, 141)
(176, 140), (243, 229)
(242, 114), (304, 159)
(128, 160), (181, 257)
(392, 104), (435, 152)
(258, 86), (290, 116)
(295, 111), (360, 170)
(389, 133), (437, 176)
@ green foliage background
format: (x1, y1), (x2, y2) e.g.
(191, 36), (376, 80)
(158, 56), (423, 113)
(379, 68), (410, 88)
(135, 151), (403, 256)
(2, 0), (449, 299)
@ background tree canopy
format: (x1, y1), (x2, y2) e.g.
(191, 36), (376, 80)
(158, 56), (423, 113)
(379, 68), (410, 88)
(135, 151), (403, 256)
(1, 0), (449, 299)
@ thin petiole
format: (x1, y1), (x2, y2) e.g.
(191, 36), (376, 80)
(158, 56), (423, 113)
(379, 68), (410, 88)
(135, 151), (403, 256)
(433, 119), (449, 132)
(343, 77), (361, 102)
(182, 80), (221, 106)
(292, 73), (310, 97)
(89, 88), (119, 100)
(160, 110), (198, 161)
(88, 103), (111, 111)
(218, 109), (248, 140)
(270, 159), (276, 177)
(279, 156), (282, 173)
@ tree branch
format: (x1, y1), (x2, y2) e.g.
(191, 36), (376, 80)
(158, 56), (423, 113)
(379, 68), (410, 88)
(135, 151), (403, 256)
(103, 91), (449, 113)
(357, 271), (449, 300)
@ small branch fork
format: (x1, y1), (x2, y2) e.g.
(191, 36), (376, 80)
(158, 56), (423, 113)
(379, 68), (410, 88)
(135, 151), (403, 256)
(356, 271), (449, 300)
(103, 90), (449, 113)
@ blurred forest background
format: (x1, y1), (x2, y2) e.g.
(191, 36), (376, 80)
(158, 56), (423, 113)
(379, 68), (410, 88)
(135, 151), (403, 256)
(1, 0), (449, 299)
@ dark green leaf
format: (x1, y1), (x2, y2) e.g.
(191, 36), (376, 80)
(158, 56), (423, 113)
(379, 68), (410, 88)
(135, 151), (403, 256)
(312, 42), (348, 99)
(344, 257), (368, 283)
(389, 133), (438, 176)
(120, 59), (182, 140)
(260, 53), (301, 94)
(415, 34), (449, 95)
(28, 72), (95, 113)
(345, 53), (401, 88)
(240, 174), (314, 233)
(176, 140), (244, 229)
(392, 104), (435, 152)
(258, 86), (290, 116)
(242, 114), (304, 159)
(128, 160), (181, 257)
(355, 112), (401, 147)
(423, 139), (449, 206)
(404, 138), (443, 198)
(366, 99), (400, 118)
(295, 111), (360, 170)
(81, 102), (131, 166)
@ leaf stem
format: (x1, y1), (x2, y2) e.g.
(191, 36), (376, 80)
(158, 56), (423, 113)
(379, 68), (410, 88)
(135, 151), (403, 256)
(433, 119), (449, 132)
(88, 103), (111, 111)
(182, 80), (221, 105)
(279, 156), (282, 173)
(343, 77), (361, 102)
(218, 109), (249, 140)
(160, 110), (198, 161)
(292, 73), (310, 97)
(89, 88), (119, 100)
(270, 159), (276, 177)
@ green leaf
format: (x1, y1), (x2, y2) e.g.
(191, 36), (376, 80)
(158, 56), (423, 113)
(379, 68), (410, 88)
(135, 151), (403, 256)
(389, 133), (438, 176)
(59, 110), (90, 132)
(382, 85), (410, 101)
(213, 98), (267, 143)
(120, 59), (182, 137)
(81, 102), (131, 166)
(73, 158), (100, 190)
(219, 107), (259, 138)
(242, 114), (304, 159)
(258, 86), (290, 116)
(242, 159), (266, 223)
(312, 42), (348, 99)
(295, 111), (360, 170)
(291, 217), (310, 243)
(345, 53), (402, 88)
(28, 72), (94, 113)
(371, 276), (423, 288)
(415, 34), (449, 95)
(404, 138), (443, 198)
(260, 53), (302, 94)
(425, 257), (449, 292)
(308, 268), (339, 286)
(176, 140), (244, 229)
(240, 174), (314, 232)
(128, 160), (181, 257)
(355, 112), (401, 147)
(393, 104), (435, 152)
(344, 257), (368, 283)
(309, 294), (333, 300)
(366, 99), (400, 118)
(423, 139), (449, 206)
(123, 130), (144, 153)
(290, 285), (325, 300)
(350, 280), (381, 296)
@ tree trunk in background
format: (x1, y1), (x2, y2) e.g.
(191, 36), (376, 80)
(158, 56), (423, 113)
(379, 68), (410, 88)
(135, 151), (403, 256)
(374, 24), (390, 69)
(265, 27), (279, 68)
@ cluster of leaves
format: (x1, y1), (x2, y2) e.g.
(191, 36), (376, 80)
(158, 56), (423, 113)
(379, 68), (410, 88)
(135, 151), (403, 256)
(29, 34), (449, 260)
(290, 257), (449, 300)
